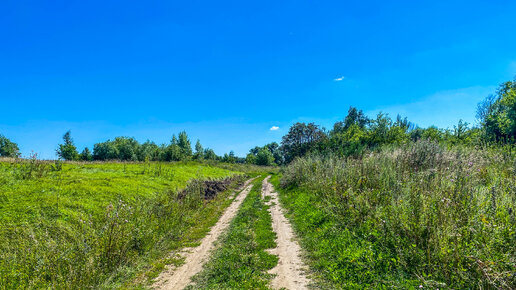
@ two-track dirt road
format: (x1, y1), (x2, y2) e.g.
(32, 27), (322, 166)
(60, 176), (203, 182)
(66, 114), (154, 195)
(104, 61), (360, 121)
(153, 176), (310, 290)
(153, 179), (255, 290)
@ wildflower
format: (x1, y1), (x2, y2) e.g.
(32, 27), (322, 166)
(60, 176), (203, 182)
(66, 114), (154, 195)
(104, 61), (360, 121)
(419, 285), (423, 288)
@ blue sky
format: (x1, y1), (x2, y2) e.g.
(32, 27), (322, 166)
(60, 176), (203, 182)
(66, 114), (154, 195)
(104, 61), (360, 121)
(1, 0), (516, 158)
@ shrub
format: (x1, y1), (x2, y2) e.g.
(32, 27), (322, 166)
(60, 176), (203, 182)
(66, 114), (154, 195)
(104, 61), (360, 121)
(0, 134), (21, 157)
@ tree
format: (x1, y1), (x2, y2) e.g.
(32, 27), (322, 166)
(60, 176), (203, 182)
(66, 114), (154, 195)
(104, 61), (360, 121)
(194, 140), (204, 160)
(477, 78), (516, 143)
(256, 148), (275, 166)
(164, 143), (182, 161)
(80, 147), (93, 161)
(0, 134), (20, 157)
(222, 151), (236, 163)
(178, 131), (192, 157)
(367, 112), (392, 146)
(138, 140), (161, 161)
(93, 141), (118, 160)
(57, 131), (79, 161)
(247, 142), (283, 165)
(245, 153), (257, 164)
(204, 148), (218, 160)
(332, 107), (369, 134)
(281, 122), (327, 163)
(265, 142), (284, 165)
(329, 123), (368, 156)
(453, 119), (471, 143)
(113, 137), (139, 161)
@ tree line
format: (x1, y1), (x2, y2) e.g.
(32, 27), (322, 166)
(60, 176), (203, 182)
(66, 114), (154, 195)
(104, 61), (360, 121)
(248, 76), (516, 165)
(55, 131), (228, 162)
(1, 76), (515, 163)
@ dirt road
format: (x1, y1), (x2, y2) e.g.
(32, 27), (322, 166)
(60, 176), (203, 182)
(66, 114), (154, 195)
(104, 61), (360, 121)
(153, 178), (254, 290)
(262, 176), (311, 290)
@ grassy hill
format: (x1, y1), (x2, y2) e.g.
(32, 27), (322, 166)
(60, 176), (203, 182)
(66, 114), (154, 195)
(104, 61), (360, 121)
(0, 159), (243, 288)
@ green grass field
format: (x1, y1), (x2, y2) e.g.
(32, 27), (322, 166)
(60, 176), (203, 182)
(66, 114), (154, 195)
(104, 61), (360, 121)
(0, 159), (243, 288)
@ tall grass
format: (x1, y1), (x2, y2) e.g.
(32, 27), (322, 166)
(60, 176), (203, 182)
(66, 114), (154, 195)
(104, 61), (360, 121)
(279, 140), (516, 288)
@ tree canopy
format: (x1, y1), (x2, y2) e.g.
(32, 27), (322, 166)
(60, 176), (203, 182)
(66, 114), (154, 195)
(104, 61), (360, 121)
(0, 134), (20, 157)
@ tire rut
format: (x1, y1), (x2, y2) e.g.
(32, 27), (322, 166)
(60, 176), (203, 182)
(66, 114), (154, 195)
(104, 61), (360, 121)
(153, 178), (255, 290)
(262, 176), (311, 290)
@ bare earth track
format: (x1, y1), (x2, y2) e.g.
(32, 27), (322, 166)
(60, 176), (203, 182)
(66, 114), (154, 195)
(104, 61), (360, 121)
(153, 178), (254, 290)
(263, 176), (311, 290)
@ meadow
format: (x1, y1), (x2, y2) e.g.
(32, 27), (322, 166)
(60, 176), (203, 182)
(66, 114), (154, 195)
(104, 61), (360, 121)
(275, 141), (516, 288)
(0, 158), (244, 288)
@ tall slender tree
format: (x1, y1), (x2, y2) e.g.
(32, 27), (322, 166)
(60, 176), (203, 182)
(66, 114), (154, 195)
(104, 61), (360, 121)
(56, 131), (79, 161)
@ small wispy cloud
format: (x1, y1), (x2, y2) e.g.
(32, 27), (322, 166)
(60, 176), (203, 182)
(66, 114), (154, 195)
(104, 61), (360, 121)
(334, 76), (345, 81)
(270, 126), (280, 131)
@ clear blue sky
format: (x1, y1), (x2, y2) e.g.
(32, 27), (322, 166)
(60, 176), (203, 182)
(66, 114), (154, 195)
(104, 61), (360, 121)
(1, 0), (516, 159)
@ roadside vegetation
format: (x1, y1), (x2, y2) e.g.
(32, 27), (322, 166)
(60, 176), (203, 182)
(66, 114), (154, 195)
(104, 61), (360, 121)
(271, 77), (516, 288)
(275, 144), (515, 288)
(0, 159), (244, 288)
(187, 176), (278, 289)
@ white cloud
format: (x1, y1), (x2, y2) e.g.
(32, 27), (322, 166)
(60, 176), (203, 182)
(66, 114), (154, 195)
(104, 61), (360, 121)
(334, 76), (345, 81)
(270, 126), (280, 131)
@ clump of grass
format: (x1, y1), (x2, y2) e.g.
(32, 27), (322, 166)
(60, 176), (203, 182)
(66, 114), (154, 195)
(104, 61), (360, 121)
(277, 141), (516, 289)
(186, 177), (278, 289)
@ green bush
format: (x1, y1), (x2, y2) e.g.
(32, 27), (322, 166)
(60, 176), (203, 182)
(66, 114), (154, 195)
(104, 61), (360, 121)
(0, 134), (20, 157)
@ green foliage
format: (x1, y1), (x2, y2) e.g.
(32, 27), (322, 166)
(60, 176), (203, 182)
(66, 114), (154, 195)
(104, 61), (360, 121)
(246, 142), (282, 166)
(80, 147), (93, 161)
(0, 134), (20, 157)
(93, 137), (139, 161)
(187, 177), (278, 289)
(11, 152), (51, 179)
(0, 160), (240, 288)
(203, 148), (218, 160)
(478, 78), (516, 143)
(178, 131), (193, 158)
(279, 102), (506, 162)
(333, 106), (369, 133)
(255, 148), (275, 166)
(281, 122), (327, 163)
(90, 131), (211, 162)
(194, 140), (203, 160)
(56, 131), (79, 161)
(222, 151), (237, 163)
(277, 144), (516, 288)
(245, 153), (257, 164)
